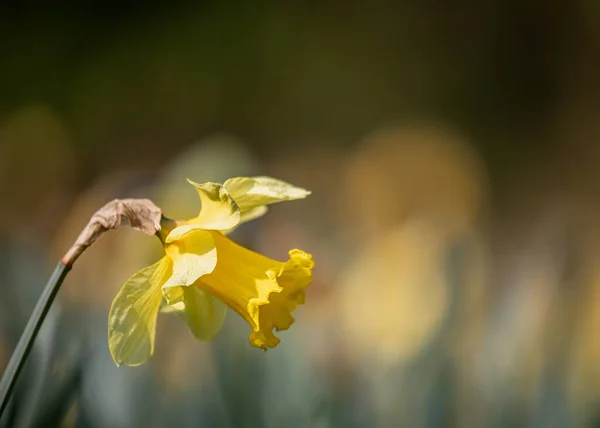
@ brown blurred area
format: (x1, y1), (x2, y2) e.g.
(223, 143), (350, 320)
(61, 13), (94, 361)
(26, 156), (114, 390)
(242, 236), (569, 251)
(2, 1), (600, 427)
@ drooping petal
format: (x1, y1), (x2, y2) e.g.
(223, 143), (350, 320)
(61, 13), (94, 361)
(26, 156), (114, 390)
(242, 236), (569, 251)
(195, 231), (314, 349)
(223, 176), (310, 219)
(163, 229), (217, 288)
(183, 179), (241, 231)
(108, 257), (172, 366)
(163, 285), (227, 341)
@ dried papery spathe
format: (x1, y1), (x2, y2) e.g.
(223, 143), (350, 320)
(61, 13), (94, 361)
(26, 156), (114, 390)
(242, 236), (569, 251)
(62, 198), (162, 267)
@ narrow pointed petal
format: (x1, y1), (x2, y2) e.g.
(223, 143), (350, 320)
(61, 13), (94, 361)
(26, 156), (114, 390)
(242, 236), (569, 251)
(182, 180), (240, 231)
(196, 231), (314, 349)
(163, 285), (227, 341)
(223, 176), (310, 217)
(108, 257), (172, 366)
(163, 229), (217, 288)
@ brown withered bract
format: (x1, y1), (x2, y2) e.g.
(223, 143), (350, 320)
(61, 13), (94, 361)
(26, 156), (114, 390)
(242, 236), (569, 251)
(61, 199), (162, 267)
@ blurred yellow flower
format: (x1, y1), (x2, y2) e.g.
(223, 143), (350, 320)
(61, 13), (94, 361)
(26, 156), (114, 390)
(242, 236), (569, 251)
(108, 177), (314, 366)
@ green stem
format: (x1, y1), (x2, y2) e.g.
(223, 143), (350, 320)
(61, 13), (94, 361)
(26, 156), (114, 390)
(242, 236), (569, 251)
(0, 262), (70, 417)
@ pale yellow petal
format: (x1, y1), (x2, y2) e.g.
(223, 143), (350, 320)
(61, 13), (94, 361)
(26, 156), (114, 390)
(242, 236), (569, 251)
(163, 230), (217, 288)
(165, 224), (204, 243)
(221, 206), (269, 235)
(159, 299), (176, 313)
(239, 205), (269, 223)
(163, 286), (227, 341)
(196, 231), (314, 349)
(223, 176), (310, 213)
(184, 179), (240, 230)
(108, 257), (172, 366)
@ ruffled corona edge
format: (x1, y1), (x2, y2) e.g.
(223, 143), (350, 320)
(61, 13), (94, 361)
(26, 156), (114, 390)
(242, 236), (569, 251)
(247, 249), (314, 349)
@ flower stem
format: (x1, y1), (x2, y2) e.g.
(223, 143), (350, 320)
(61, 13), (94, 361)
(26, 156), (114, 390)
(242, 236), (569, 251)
(0, 197), (162, 418)
(0, 262), (70, 417)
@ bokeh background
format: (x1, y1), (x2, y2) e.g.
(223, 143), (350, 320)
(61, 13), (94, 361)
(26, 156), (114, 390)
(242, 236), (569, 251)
(2, 2), (600, 427)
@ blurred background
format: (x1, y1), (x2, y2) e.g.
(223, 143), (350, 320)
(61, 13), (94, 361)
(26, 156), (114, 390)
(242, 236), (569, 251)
(2, 1), (600, 427)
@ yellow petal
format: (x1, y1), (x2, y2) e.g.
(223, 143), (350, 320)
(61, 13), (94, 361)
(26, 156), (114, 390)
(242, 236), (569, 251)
(163, 230), (217, 288)
(196, 231), (314, 349)
(220, 206), (269, 235)
(239, 205), (269, 223)
(182, 179), (241, 231)
(223, 176), (310, 214)
(165, 223), (206, 243)
(108, 257), (172, 366)
(163, 286), (227, 341)
(159, 299), (176, 313)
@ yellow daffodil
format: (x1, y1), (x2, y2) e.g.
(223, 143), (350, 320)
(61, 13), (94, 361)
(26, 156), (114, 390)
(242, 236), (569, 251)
(108, 177), (314, 366)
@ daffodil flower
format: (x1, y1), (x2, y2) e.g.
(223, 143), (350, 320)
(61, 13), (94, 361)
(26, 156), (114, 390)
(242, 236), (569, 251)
(108, 177), (314, 366)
